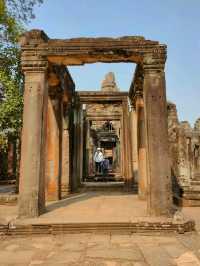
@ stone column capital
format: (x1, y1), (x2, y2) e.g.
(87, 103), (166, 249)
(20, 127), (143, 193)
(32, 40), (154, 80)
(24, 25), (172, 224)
(21, 53), (48, 73)
(143, 54), (166, 75)
(20, 30), (49, 73)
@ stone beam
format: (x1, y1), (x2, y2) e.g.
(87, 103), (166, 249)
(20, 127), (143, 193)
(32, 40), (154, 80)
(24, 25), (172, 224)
(76, 91), (128, 104)
(20, 30), (166, 66)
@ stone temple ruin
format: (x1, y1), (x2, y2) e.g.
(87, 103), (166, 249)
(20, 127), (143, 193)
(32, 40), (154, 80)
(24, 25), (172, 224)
(17, 29), (200, 221)
(168, 103), (200, 206)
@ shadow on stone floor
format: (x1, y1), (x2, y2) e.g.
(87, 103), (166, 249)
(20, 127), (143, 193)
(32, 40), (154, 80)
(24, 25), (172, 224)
(46, 191), (136, 213)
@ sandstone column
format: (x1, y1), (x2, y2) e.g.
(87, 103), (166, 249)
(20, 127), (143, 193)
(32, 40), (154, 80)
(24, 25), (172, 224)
(120, 117), (124, 179)
(72, 105), (80, 191)
(75, 106), (82, 185)
(143, 60), (172, 216)
(18, 68), (48, 217)
(61, 103), (71, 197)
(136, 97), (148, 200)
(129, 105), (139, 183)
(45, 95), (62, 201)
(78, 107), (84, 183)
(85, 119), (93, 177)
(122, 100), (133, 190)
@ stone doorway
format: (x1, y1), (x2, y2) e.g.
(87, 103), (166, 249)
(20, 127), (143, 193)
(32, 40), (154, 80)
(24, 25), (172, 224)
(18, 30), (173, 218)
(80, 72), (124, 182)
(83, 115), (122, 182)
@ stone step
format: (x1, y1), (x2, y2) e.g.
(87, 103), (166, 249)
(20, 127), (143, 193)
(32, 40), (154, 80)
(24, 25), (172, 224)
(183, 193), (200, 200)
(190, 181), (200, 186)
(85, 175), (123, 182)
(193, 173), (200, 181)
(0, 220), (195, 236)
(81, 182), (138, 192)
(174, 194), (200, 206)
(0, 179), (16, 185)
(0, 194), (18, 205)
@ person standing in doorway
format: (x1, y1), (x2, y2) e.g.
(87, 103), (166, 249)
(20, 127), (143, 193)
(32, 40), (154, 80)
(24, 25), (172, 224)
(94, 148), (104, 174)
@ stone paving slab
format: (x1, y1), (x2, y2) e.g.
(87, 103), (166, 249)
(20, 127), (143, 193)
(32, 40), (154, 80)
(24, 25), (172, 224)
(0, 233), (199, 265)
(0, 192), (199, 228)
(138, 243), (175, 266)
(0, 192), (199, 265)
(162, 242), (188, 259)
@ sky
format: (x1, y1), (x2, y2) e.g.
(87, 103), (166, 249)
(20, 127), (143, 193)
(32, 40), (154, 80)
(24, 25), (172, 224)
(28, 0), (200, 125)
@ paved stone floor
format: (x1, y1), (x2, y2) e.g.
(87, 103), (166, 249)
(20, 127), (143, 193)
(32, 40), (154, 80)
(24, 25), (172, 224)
(1, 232), (200, 265)
(0, 191), (198, 226)
(21, 192), (148, 224)
(0, 191), (200, 265)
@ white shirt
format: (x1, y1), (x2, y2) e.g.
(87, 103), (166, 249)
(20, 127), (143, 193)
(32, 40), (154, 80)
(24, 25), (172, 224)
(94, 151), (104, 163)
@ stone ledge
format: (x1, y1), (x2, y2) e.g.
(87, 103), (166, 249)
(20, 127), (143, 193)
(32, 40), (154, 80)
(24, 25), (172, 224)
(0, 220), (195, 236)
(0, 195), (18, 205)
(174, 195), (200, 207)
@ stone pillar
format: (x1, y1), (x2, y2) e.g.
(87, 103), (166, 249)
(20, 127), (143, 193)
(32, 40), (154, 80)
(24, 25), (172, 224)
(136, 97), (148, 200)
(86, 120), (93, 177)
(72, 105), (80, 191)
(120, 118), (124, 179)
(78, 108), (84, 182)
(18, 69), (48, 217)
(75, 107), (82, 185)
(129, 105), (139, 183)
(61, 103), (71, 197)
(143, 62), (172, 216)
(45, 95), (61, 201)
(122, 100), (133, 190)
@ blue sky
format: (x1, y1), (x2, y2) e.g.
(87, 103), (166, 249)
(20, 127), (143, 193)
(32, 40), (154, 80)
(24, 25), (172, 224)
(28, 0), (200, 125)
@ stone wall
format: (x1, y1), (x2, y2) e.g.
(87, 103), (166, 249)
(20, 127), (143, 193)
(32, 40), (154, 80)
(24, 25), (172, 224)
(167, 102), (200, 205)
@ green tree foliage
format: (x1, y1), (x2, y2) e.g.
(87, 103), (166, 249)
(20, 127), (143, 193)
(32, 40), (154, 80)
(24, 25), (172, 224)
(0, 0), (43, 76)
(0, 70), (23, 137)
(0, 0), (19, 43)
(0, 0), (43, 148)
